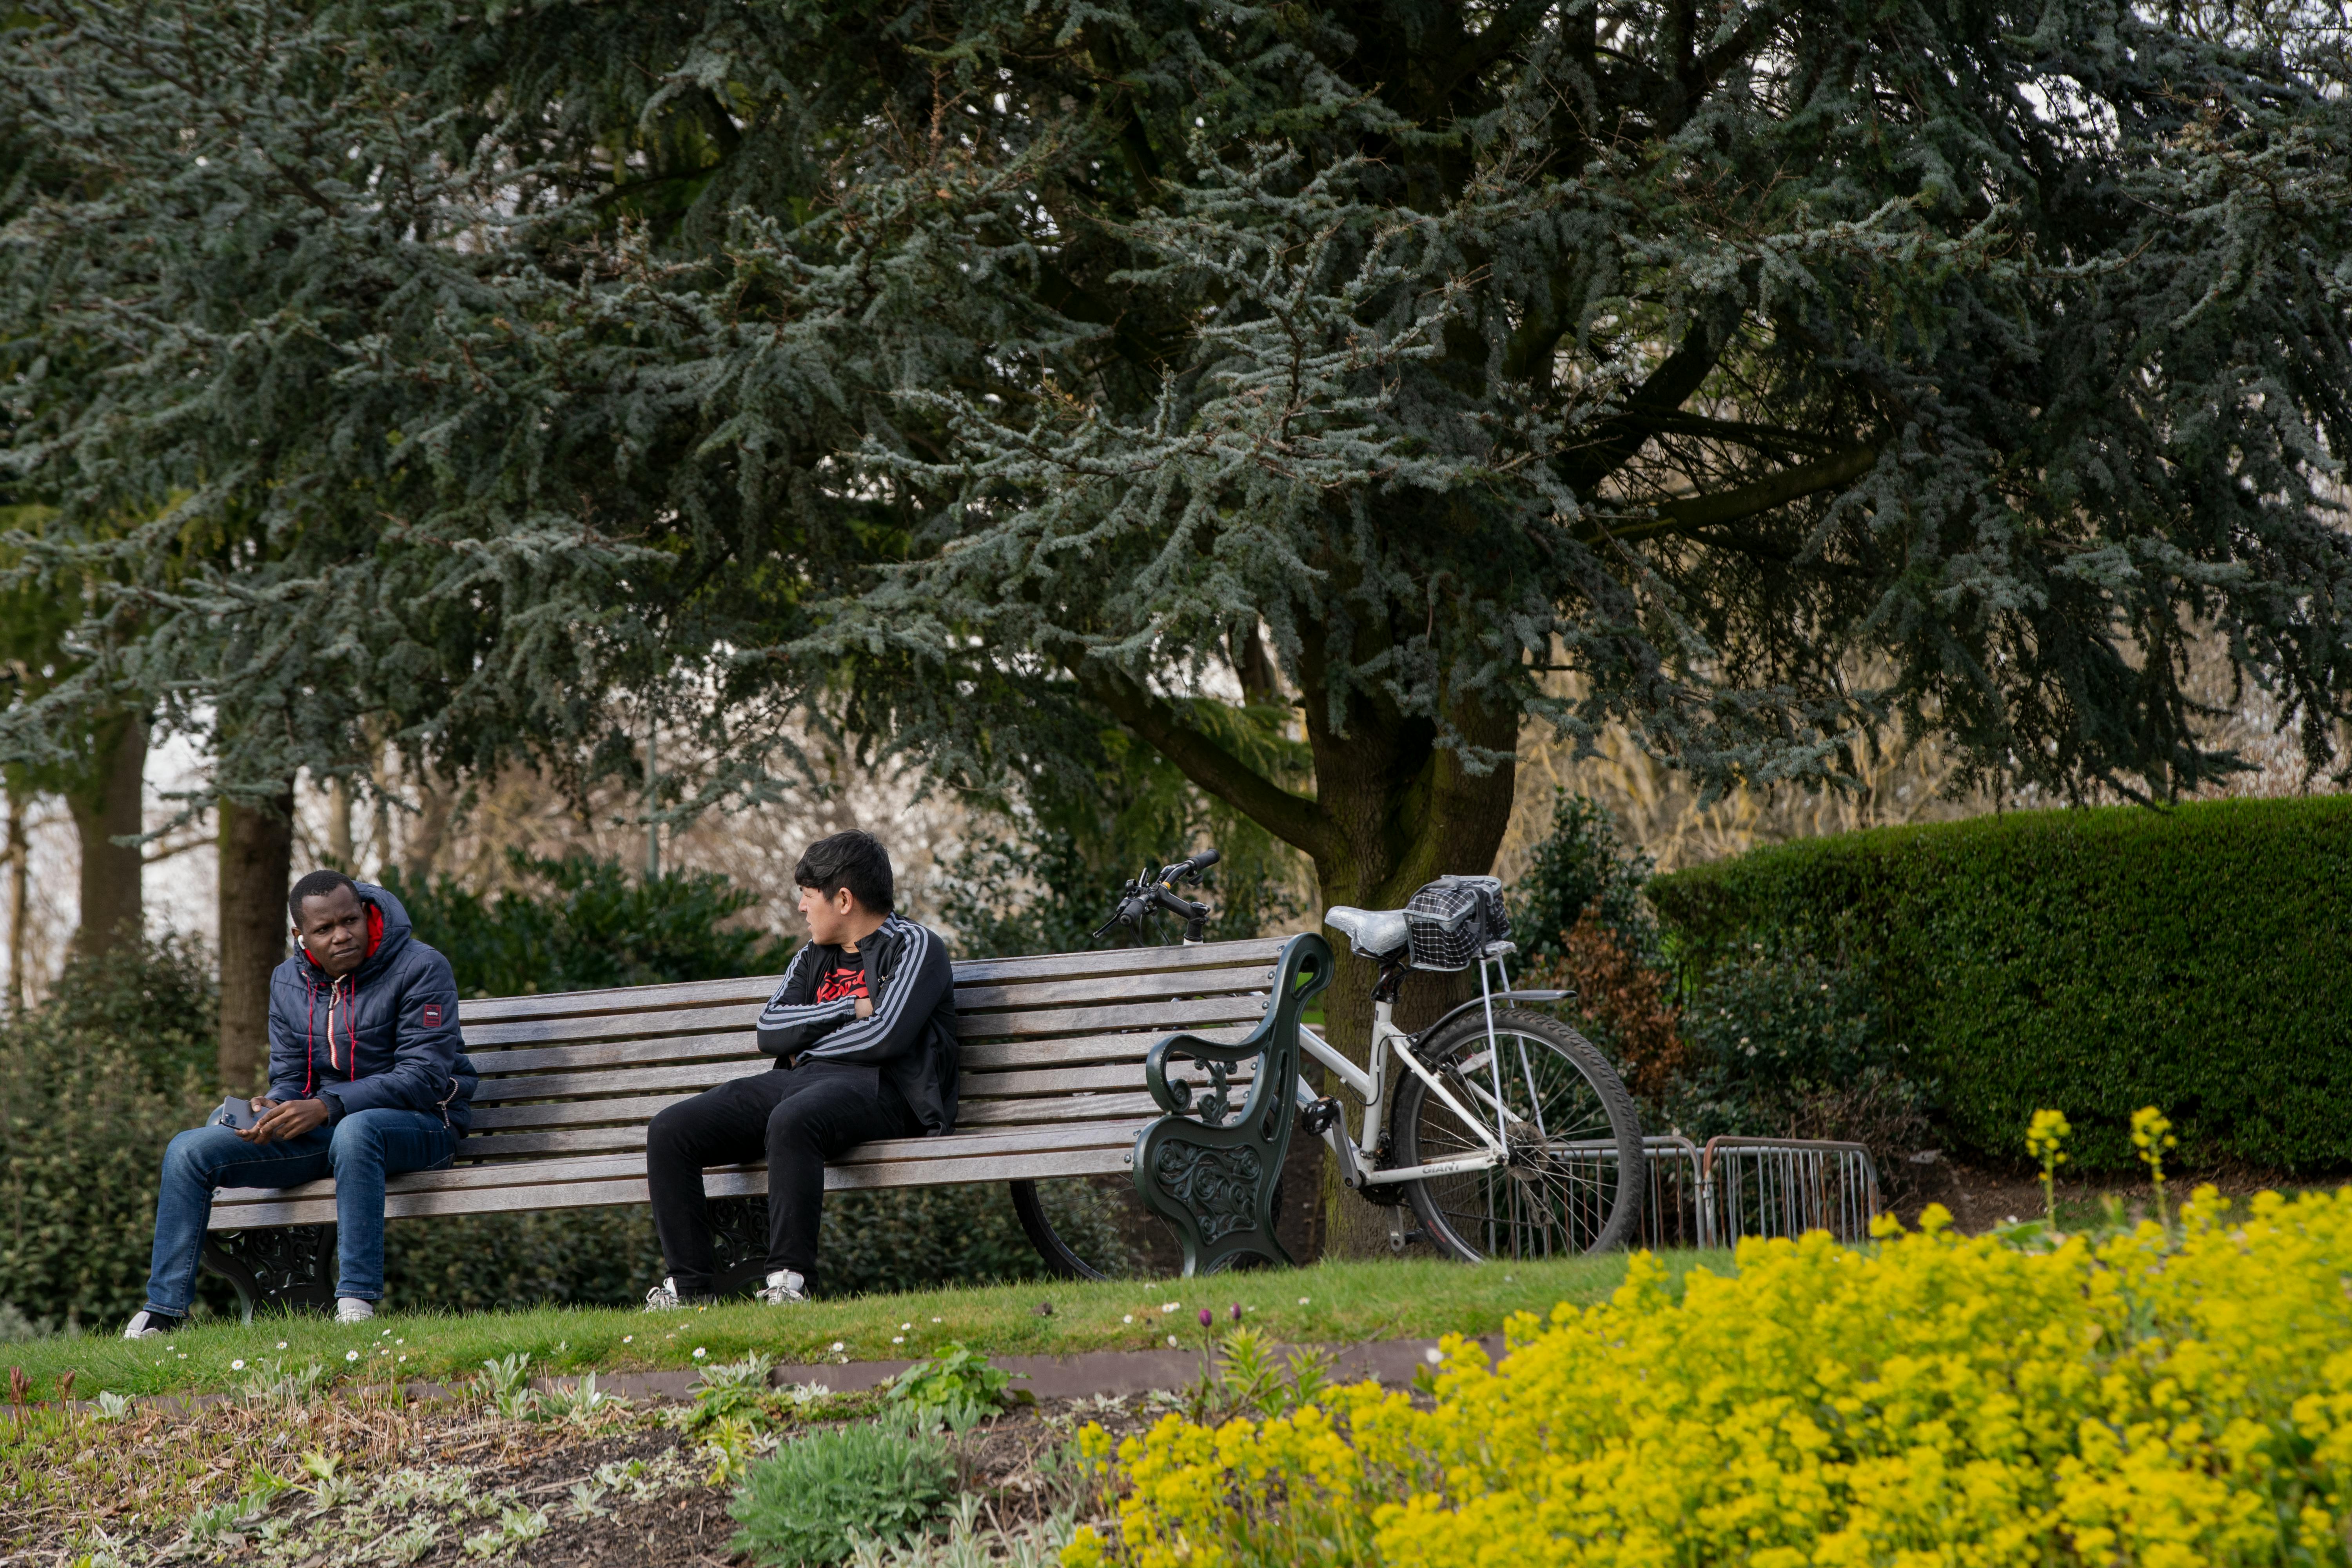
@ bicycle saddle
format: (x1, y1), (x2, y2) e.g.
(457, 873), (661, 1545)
(1323, 906), (1410, 960)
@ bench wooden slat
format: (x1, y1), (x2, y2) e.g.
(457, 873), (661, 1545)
(471, 1046), (1247, 1105)
(464, 1009), (1263, 1078)
(212, 1120), (1156, 1220)
(459, 987), (1267, 1050)
(464, 1079), (1167, 1133)
(457, 976), (780, 1026)
(951, 963), (1273, 1014)
(948, 938), (1285, 987)
(958, 1027), (1251, 1071)
(466, 1034), (767, 1076)
(429, 1124), (651, 1160)
(469, 1059), (774, 1104)
(442, 1114), (1157, 1166)
(213, 1144), (1139, 1227)
(461, 1005), (766, 1049)
(955, 994), (1270, 1041)
(957, 1091), (1160, 1126)
(466, 1093), (708, 1132)
(448, 938), (1290, 1027)
(960, 1061), (1251, 1100)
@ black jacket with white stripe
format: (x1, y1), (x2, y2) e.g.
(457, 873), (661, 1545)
(754, 914), (959, 1134)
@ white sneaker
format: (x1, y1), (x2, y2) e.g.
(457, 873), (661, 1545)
(335, 1298), (376, 1324)
(643, 1277), (686, 1312)
(122, 1308), (180, 1340)
(755, 1270), (808, 1305)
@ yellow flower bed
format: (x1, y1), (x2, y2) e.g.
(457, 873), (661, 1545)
(1067, 1190), (2352, 1567)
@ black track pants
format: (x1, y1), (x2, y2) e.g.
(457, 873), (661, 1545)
(645, 1061), (920, 1295)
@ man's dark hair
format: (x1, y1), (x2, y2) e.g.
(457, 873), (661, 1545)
(794, 830), (894, 913)
(288, 869), (360, 922)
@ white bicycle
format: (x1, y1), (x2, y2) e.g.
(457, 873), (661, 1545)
(1014, 863), (1646, 1272)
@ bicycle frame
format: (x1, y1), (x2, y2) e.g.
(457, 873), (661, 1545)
(1293, 946), (1539, 1190)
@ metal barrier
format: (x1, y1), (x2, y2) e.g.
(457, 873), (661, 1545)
(1639, 1135), (1708, 1250)
(1695, 1137), (1883, 1246)
(1426, 1134), (1881, 1253)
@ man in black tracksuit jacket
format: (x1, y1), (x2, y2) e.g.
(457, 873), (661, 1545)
(642, 830), (957, 1306)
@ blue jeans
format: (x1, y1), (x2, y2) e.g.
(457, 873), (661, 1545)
(143, 1108), (456, 1315)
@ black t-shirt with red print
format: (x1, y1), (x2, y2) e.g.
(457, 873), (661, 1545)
(812, 949), (869, 1006)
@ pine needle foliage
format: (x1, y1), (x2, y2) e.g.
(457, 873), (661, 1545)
(3, 0), (2351, 900)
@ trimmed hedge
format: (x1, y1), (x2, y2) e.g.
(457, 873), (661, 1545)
(1648, 796), (2352, 1172)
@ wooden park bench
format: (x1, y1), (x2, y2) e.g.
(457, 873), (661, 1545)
(201, 933), (1331, 1318)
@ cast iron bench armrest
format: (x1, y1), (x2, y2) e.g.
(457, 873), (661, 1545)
(1130, 932), (1334, 1275)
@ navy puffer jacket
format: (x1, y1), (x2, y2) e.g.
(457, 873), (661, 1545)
(266, 882), (479, 1132)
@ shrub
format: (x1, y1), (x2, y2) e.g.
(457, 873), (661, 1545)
(935, 811), (1300, 958)
(383, 1204), (666, 1311)
(1509, 791), (1659, 964)
(1509, 795), (1923, 1172)
(730, 1421), (954, 1566)
(816, 1180), (1135, 1296)
(384, 850), (795, 998)
(1538, 911), (1685, 1099)
(37, 933), (217, 1093)
(0, 999), (211, 1326)
(0, 938), (220, 1326)
(1078, 1187), (2352, 1568)
(1669, 949), (1928, 1168)
(1649, 795), (2352, 1170)
(379, 1180), (1132, 1312)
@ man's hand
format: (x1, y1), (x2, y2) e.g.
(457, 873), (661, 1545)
(241, 1097), (331, 1143)
(854, 996), (873, 1020)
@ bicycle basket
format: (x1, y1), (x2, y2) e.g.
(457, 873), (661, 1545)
(1403, 875), (1511, 971)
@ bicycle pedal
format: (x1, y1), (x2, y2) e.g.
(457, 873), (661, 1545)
(1296, 1097), (1341, 1138)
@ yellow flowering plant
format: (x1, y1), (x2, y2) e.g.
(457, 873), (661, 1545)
(1074, 1187), (2352, 1568)
(2026, 1107), (2072, 1224)
(2133, 1105), (2179, 1227)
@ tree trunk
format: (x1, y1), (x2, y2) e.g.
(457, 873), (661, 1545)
(217, 791), (294, 1092)
(327, 774), (356, 868)
(67, 710), (146, 960)
(5, 780), (27, 1013)
(1299, 678), (1522, 1256)
(404, 778), (454, 884)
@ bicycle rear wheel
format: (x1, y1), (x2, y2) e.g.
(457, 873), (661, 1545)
(1390, 1008), (1644, 1259)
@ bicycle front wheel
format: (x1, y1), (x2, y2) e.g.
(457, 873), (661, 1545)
(1390, 1008), (1644, 1260)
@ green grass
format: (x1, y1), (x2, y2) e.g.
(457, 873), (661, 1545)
(10, 1250), (1732, 1403)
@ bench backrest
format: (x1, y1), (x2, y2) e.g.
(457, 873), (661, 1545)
(205, 936), (1290, 1232)
(454, 935), (1287, 1164)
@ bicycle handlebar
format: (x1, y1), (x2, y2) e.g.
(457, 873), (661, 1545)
(1091, 847), (1220, 946)
(1168, 847), (1220, 880)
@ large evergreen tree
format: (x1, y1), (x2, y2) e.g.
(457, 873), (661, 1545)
(6, 0), (2352, 1169)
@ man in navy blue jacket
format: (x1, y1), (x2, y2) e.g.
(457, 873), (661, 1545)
(123, 872), (478, 1338)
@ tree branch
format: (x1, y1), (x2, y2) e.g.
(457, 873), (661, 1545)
(1557, 320), (1726, 492)
(1427, 0), (1560, 113)
(1074, 665), (1341, 861)
(1575, 444), (1878, 546)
